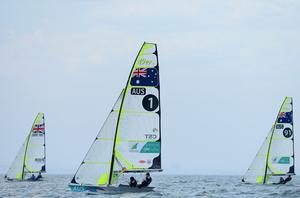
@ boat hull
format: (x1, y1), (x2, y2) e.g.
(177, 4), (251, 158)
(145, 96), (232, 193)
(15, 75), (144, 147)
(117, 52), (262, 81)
(69, 184), (155, 194)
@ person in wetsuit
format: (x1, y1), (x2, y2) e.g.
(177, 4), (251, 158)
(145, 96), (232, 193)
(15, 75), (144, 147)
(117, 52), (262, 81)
(278, 175), (292, 184)
(129, 176), (137, 187)
(138, 173), (152, 188)
(28, 174), (36, 180)
(283, 175), (292, 184)
(36, 172), (42, 180)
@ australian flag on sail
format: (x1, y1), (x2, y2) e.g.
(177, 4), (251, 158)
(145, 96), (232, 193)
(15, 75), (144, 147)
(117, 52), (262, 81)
(130, 68), (158, 87)
(277, 112), (293, 123)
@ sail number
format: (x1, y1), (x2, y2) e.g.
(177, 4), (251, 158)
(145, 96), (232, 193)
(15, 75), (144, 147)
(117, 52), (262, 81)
(142, 94), (158, 111)
(283, 128), (293, 138)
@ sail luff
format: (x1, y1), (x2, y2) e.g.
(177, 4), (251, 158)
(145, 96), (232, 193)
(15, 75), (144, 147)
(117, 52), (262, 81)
(21, 135), (30, 180)
(108, 42), (147, 185)
(263, 125), (276, 184)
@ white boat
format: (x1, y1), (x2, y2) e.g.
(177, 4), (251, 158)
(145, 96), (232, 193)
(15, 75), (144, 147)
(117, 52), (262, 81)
(5, 113), (46, 181)
(69, 42), (162, 193)
(242, 97), (295, 184)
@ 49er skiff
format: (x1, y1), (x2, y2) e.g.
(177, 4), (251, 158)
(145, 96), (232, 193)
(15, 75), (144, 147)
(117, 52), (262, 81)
(5, 113), (46, 181)
(69, 42), (162, 193)
(242, 97), (295, 184)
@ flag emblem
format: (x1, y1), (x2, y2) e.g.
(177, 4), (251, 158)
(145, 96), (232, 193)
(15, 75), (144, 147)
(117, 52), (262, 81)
(130, 68), (158, 86)
(277, 111), (292, 123)
(33, 124), (45, 133)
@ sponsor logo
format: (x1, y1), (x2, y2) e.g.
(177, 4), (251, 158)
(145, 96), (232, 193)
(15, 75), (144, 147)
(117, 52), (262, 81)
(130, 143), (139, 152)
(131, 87), (146, 95)
(138, 159), (152, 164)
(140, 142), (160, 153)
(137, 58), (153, 66)
(145, 134), (157, 139)
(283, 128), (293, 138)
(35, 158), (45, 162)
(272, 157), (290, 164)
(276, 124), (284, 129)
(153, 128), (159, 133)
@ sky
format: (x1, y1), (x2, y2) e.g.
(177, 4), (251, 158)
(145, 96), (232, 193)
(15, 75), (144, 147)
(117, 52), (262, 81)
(0, 0), (300, 175)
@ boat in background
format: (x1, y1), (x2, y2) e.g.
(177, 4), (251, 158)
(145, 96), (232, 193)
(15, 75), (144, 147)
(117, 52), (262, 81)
(5, 112), (46, 181)
(242, 97), (295, 184)
(69, 42), (162, 193)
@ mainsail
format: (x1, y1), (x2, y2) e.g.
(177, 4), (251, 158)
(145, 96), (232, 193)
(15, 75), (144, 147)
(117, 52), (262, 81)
(243, 97), (294, 184)
(70, 42), (161, 187)
(5, 112), (46, 180)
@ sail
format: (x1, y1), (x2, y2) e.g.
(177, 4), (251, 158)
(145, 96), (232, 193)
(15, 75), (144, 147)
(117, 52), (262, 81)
(265, 97), (294, 183)
(243, 127), (273, 184)
(70, 90), (124, 186)
(5, 112), (46, 180)
(110, 43), (161, 184)
(243, 97), (294, 184)
(5, 138), (28, 180)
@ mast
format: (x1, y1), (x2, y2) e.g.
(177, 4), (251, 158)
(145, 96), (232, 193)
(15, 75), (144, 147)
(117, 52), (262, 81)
(43, 114), (46, 172)
(263, 97), (287, 184)
(21, 135), (30, 180)
(108, 43), (145, 185)
(21, 114), (39, 180)
(292, 98), (295, 173)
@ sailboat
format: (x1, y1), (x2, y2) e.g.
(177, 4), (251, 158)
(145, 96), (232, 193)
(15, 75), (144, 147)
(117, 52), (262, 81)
(242, 97), (295, 184)
(69, 42), (162, 193)
(5, 112), (46, 181)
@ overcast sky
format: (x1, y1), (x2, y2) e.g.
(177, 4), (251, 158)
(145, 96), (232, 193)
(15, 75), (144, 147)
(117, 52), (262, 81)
(1, 0), (300, 175)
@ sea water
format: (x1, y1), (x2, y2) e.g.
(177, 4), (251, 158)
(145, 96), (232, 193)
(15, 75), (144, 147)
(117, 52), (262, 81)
(1, 174), (299, 197)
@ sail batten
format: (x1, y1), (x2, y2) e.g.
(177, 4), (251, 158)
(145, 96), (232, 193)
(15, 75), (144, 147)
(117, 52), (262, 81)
(243, 97), (294, 184)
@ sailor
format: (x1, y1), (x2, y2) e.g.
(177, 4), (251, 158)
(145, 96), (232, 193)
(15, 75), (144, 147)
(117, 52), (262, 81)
(138, 173), (152, 188)
(129, 176), (137, 187)
(29, 174), (36, 180)
(278, 177), (285, 184)
(36, 172), (42, 180)
(277, 175), (292, 184)
(283, 175), (292, 184)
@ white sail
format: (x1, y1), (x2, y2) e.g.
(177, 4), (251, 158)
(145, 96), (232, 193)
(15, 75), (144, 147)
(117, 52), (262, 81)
(110, 43), (161, 184)
(5, 138), (28, 180)
(243, 97), (294, 184)
(5, 112), (46, 180)
(265, 97), (294, 184)
(70, 90), (124, 186)
(243, 127), (273, 183)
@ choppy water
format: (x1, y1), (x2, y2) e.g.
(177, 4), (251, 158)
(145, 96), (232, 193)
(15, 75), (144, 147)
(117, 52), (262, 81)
(1, 174), (300, 197)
